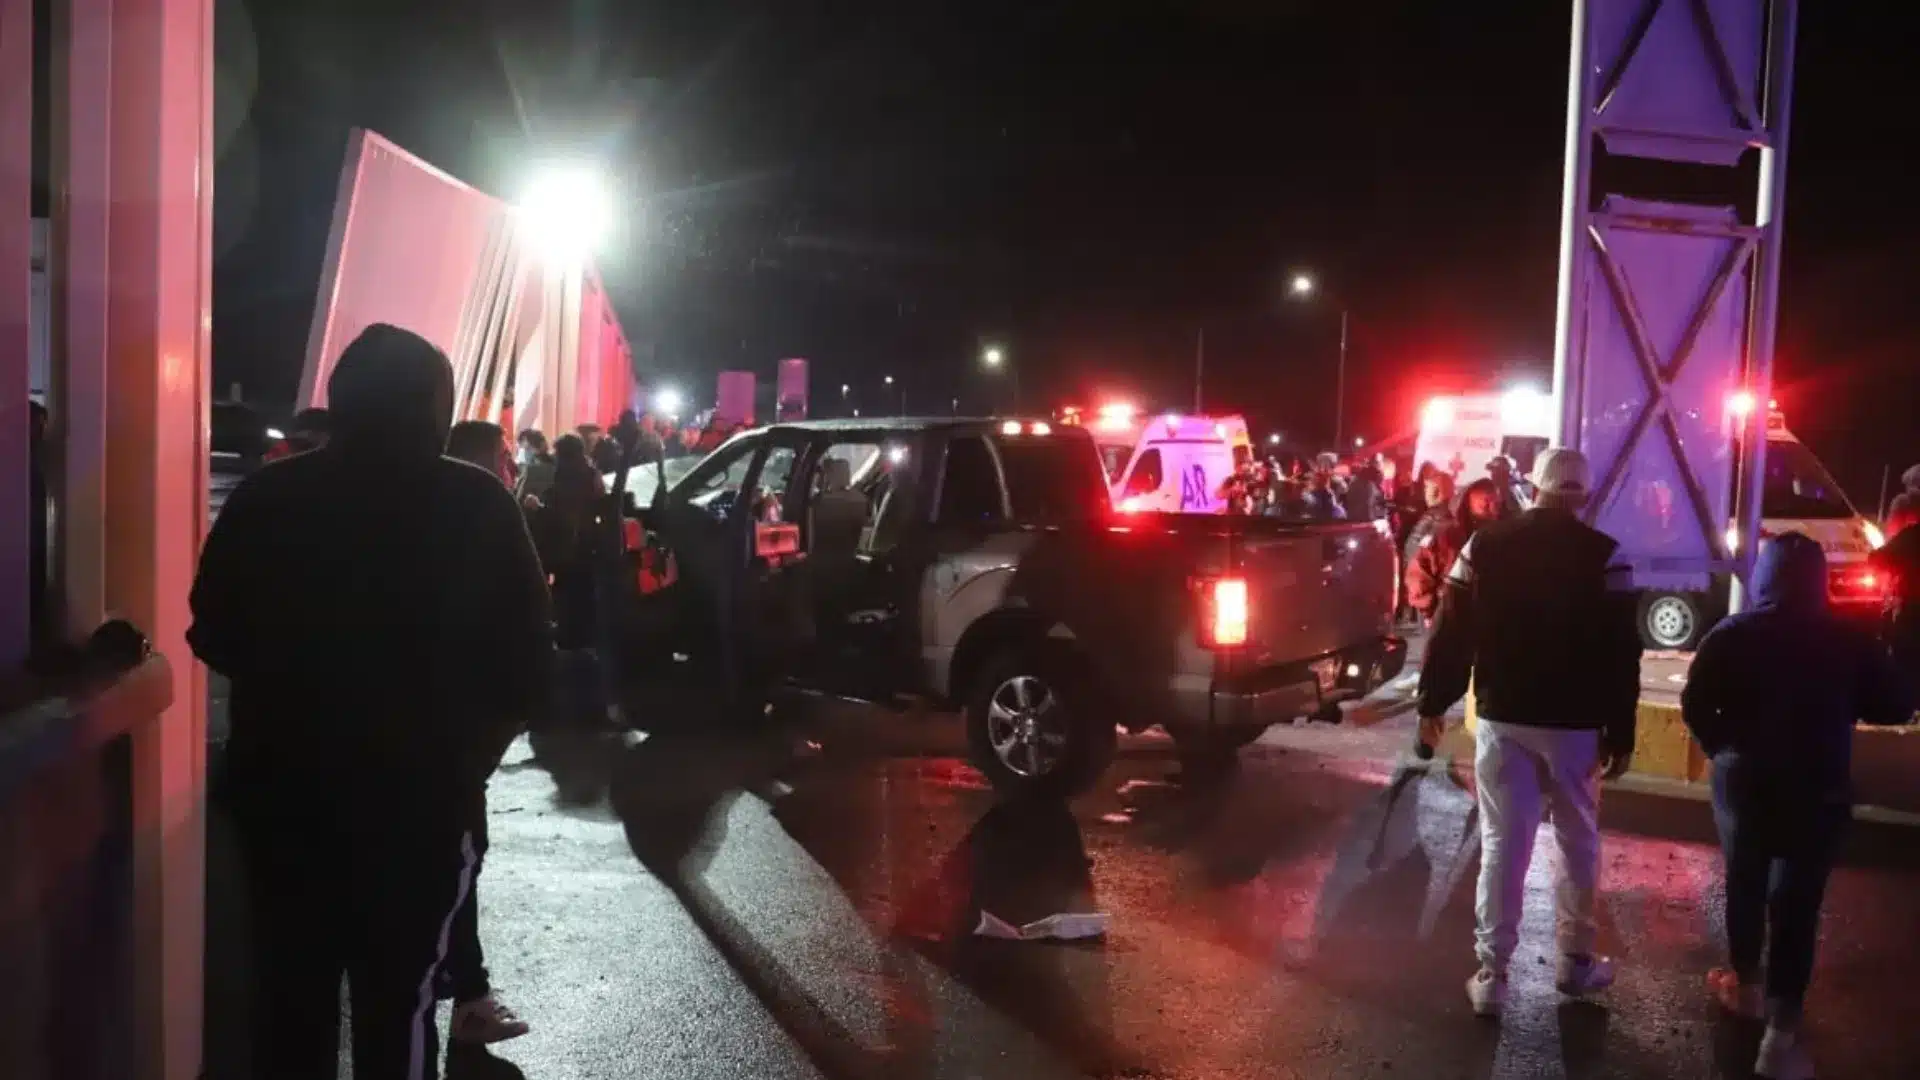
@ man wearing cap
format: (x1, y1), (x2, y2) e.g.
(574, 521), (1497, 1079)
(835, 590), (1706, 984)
(1416, 447), (1642, 1017)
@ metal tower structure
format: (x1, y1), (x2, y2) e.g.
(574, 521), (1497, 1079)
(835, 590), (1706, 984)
(1550, 0), (1798, 610)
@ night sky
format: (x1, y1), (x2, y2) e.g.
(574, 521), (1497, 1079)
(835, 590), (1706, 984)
(212, 1), (1912, 502)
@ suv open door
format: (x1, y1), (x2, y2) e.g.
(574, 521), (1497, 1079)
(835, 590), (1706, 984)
(621, 428), (813, 706)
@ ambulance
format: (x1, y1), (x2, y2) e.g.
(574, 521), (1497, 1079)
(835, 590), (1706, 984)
(1413, 391), (1886, 649)
(1067, 404), (1253, 514)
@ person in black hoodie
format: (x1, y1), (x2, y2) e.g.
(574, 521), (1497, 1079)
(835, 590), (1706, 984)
(1681, 531), (1910, 1080)
(190, 323), (551, 1080)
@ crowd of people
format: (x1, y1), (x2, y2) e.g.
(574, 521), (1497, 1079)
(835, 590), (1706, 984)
(1215, 446), (1543, 627)
(161, 333), (1920, 1080)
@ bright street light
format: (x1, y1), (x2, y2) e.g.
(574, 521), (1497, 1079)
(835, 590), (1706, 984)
(652, 388), (683, 418)
(982, 346), (1005, 368)
(1353, 436), (1366, 449)
(1267, 433), (1282, 446)
(883, 375), (894, 386)
(1288, 273), (1316, 297)
(517, 163), (614, 263)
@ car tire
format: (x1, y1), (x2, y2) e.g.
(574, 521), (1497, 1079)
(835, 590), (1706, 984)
(965, 646), (1116, 801)
(1639, 590), (1708, 651)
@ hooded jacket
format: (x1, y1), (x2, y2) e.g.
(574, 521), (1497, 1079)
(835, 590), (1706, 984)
(190, 323), (552, 833)
(1681, 531), (1910, 804)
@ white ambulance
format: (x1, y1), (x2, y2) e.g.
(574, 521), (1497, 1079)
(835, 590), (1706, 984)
(1413, 392), (1886, 648)
(1082, 406), (1252, 514)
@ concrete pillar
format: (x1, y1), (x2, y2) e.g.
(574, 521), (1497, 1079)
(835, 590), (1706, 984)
(0, 0), (33, 669)
(67, 0), (214, 1075)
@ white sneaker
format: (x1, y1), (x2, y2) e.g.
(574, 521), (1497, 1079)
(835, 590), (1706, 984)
(1755, 1026), (1815, 1080)
(450, 995), (531, 1044)
(1555, 953), (1616, 997)
(1466, 967), (1509, 1017)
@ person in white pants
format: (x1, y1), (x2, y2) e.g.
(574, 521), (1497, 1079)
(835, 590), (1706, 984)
(1416, 448), (1642, 1017)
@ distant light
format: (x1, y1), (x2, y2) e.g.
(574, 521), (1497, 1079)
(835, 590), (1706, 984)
(1345, 663), (1362, 678)
(265, 427), (286, 441)
(516, 164), (614, 263)
(1288, 273), (1316, 297)
(1767, 398), (1779, 410)
(883, 375), (894, 386)
(1267, 433), (1282, 446)
(1727, 390), (1758, 418)
(1000, 420), (1022, 436)
(840, 383), (850, 394)
(1500, 385), (1551, 429)
(1030, 421), (1052, 436)
(652, 388), (683, 417)
(886, 445), (908, 465)
(983, 346), (1005, 368)
(1353, 436), (1366, 448)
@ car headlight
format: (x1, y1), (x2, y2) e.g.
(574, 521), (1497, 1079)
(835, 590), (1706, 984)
(1864, 521), (1886, 550)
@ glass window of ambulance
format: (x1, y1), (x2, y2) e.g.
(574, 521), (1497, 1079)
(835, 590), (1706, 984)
(1118, 448), (1165, 503)
(1761, 439), (1855, 520)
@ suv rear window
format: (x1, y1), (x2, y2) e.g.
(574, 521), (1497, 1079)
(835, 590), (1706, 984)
(993, 436), (1111, 522)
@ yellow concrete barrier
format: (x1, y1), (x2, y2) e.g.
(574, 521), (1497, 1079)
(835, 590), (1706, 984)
(1463, 687), (1704, 783)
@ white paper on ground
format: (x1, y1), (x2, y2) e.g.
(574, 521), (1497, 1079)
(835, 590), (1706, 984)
(974, 910), (1110, 941)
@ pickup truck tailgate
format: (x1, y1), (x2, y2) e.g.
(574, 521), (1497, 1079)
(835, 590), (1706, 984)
(1229, 522), (1396, 662)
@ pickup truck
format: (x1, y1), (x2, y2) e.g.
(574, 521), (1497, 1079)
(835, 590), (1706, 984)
(621, 418), (1405, 798)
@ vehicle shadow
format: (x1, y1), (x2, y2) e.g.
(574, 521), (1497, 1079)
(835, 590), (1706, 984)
(875, 799), (1145, 1079)
(605, 715), (940, 1080)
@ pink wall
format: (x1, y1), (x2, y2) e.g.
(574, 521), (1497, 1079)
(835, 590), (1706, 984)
(299, 132), (504, 408)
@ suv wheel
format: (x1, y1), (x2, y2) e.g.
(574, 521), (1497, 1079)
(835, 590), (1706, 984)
(966, 647), (1115, 800)
(1639, 591), (1707, 651)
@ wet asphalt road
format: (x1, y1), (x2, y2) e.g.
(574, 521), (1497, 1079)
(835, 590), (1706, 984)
(375, 702), (1920, 1080)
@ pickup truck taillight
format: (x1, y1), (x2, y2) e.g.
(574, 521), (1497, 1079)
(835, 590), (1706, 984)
(1194, 576), (1250, 649)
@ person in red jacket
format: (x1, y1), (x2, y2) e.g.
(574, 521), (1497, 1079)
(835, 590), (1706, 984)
(1406, 478), (1498, 624)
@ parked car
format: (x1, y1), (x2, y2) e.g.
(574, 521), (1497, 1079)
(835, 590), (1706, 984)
(622, 418), (1405, 798)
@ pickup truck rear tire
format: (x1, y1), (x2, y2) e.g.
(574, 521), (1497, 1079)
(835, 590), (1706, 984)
(965, 647), (1116, 801)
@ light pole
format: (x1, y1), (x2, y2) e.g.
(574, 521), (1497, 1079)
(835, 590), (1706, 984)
(840, 383), (851, 416)
(982, 345), (1018, 412)
(1289, 273), (1350, 450)
(883, 374), (905, 413)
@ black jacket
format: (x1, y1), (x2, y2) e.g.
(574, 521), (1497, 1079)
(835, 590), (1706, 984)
(1418, 507), (1641, 753)
(190, 325), (552, 835)
(1683, 532), (1910, 806)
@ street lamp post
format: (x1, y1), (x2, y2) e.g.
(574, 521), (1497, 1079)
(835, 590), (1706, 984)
(981, 345), (1018, 412)
(1289, 273), (1351, 450)
(840, 383), (851, 417)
